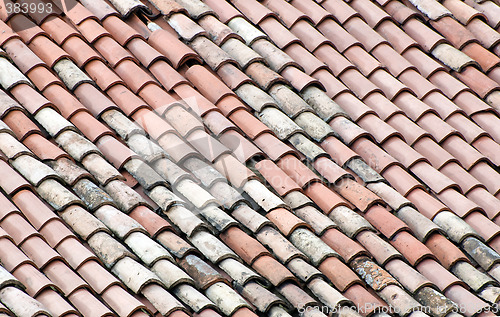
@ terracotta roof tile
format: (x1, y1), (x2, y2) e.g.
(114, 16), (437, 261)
(1, 0), (500, 313)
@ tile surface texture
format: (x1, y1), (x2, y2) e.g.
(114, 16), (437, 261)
(0, 0), (499, 316)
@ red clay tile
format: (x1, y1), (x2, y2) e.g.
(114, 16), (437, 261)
(359, 115), (405, 144)
(390, 231), (435, 265)
(0, 160), (32, 195)
(95, 136), (137, 169)
(138, 84), (179, 114)
(69, 110), (113, 142)
(471, 111), (500, 142)
(442, 0), (486, 25)
(40, 16), (81, 45)
(173, 84), (219, 117)
(364, 205), (409, 239)
(462, 43), (500, 72)
(276, 155), (321, 188)
(440, 162), (483, 195)
(61, 36), (103, 68)
(258, 17), (302, 49)
(102, 16), (142, 46)
(470, 162), (500, 195)
(376, 21), (418, 54)
(0, 21), (21, 46)
(343, 46), (383, 77)
(416, 259), (464, 291)
(36, 289), (82, 316)
(318, 46), (357, 80)
(65, 3), (98, 25)
(352, 0), (392, 27)
(219, 130), (263, 162)
(402, 19), (447, 52)
(216, 64), (252, 91)
(148, 29), (201, 69)
(384, 162), (430, 197)
(464, 212), (500, 242)
(185, 65), (234, 104)
(92, 36), (134, 67)
(321, 228), (368, 262)
(407, 188), (450, 219)
(417, 114), (463, 144)
(9, 84), (53, 115)
(382, 137), (428, 168)
(428, 71), (472, 100)
(2, 109), (41, 140)
(424, 232), (468, 269)
(0, 0), (16, 22)
(351, 137), (401, 173)
(23, 134), (68, 161)
(266, 208), (310, 236)
(76, 260), (121, 294)
(67, 288), (114, 317)
(411, 161), (461, 194)
(20, 235), (63, 268)
(114, 60), (158, 94)
(401, 47), (446, 79)
(467, 187), (500, 220)
(263, 0), (312, 28)
(372, 44), (418, 78)
(214, 97), (246, 119)
(281, 66), (323, 92)
(291, 20), (334, 52)
(312, 69), (351, 99)
(321, 0), (362, 24)
(313, 156), (351, 185)
(455, 67), (499, 98)
(38, 219), (75, 249)
(304, 182), (351, 214)
(203, 0), (242, 23)
(253, 132), (298, 161)
(101, 285), (149, 317)
(13, 263), (56, 296)
(387, 115), (431, 146)
(344, 17), (389, 52)
(73, 83), (119, 117)
(339, 69), (384, 100)
(283, 44), (326, 75)
(317, 256), (361, 292)
(26, 66), (64, 92)
(329, 117), (372, 145)
(231, 0), (277, 24)
(245, 62), (287, 90)
(343, 284), (387, 316)
(42, 84), (87, 119)
(334, 178), (384, 212)
(255, 159), (301, 196)
(252, 255), (296, 286)
(8, 14), (47, 44)
(412, 137), (458, 169)
(356, 230), (403, 265)
(132, 108), (175, 139)
(84, 60), (124, 91)
(44, 259), (88, 295)
(0, 236), (35, 271)
(3, 39), (45, 74)
(321, 136), (359, 167)
(398, 70), (439, 100)
(430, 17), (477, 49)
(220, 227), (270, 264)
(129, 206), (172, 237)
(436, 188), (483, 218)
(28, 35), (71, 68)
(444, 285), (489, 316)
(441, 135), (487, 170)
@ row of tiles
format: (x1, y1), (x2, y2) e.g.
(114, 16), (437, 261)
(2, 0), (500, 314)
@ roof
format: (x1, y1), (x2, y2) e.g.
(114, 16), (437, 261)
(0, 0), (499, 316)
